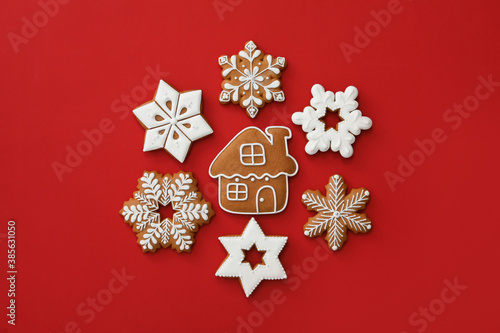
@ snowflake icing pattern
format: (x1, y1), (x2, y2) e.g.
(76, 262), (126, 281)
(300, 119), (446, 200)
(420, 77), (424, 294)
(120, 171), (215, 253)
(219, 41), (287, 118)
(302, 174), (372, 251)
(292, 84), (372, 158)
(133, 80), (213, 163)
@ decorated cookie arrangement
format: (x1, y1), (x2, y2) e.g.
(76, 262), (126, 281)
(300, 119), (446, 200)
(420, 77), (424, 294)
(119, 40), (374, 297)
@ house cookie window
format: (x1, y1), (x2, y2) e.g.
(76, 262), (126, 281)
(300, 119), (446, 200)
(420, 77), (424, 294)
(227, 183), (248, 201)
(240, 143), (266, 165)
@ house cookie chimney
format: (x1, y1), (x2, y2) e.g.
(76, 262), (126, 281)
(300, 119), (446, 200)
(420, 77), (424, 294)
(266, 127), (291, 151)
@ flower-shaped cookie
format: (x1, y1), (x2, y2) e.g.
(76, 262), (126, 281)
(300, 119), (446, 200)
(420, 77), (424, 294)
(292, 84), (372, 158)
(133, 80), (213, 162)
(219, 41), (287, 118)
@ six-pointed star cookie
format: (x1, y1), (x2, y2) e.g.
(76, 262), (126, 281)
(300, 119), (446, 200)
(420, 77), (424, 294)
(215, 217), (287, 297)
(133, 80), (213, 162)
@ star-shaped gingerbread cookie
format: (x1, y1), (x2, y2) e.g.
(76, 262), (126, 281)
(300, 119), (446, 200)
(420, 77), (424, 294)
(133, 80), (213, 162)
(215, 217), (287, 297)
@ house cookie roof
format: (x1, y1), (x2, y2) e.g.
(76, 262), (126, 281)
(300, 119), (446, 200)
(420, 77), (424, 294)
(209, 126), (298, 178)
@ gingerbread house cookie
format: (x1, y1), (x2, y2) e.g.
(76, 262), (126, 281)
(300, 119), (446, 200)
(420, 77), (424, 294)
(209, 126), (298, 215)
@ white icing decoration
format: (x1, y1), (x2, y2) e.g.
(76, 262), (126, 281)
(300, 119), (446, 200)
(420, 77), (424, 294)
(215, 218), (287, 297)
(240, 143), (266, 166)
(256, 186), (276, 212)
(227, 183), (248, 201)
(219, 41), (286, 118)
(209, 126), (299, 215)
(133, 80), (213, 162)
(165, 126), (191, 163)
(291, 84), (372, 158)
(245, 41), (257, 52)
(143, 124), (171, 151)
(218, 55), (228, 65)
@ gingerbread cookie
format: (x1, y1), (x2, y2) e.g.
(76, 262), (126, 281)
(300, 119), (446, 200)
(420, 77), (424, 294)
(120, 171), (215, 253)
(301, 174), (372, 251)
(209, 126), (298, 215)
(216, 217), (287, 297)
(218, 41), (287, 118)
(133, 80), (213, 162)
(292, 84), (372, 158)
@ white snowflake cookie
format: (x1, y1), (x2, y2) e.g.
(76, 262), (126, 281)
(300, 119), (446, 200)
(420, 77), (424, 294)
(216, 217), (287, 297)
(120, 171), (215, 253)
(133, 80), (213, 162)
(291, 84), (372, 158)
(219, 41), (287, 118)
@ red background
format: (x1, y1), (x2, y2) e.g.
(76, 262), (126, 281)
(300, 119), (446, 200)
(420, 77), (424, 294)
(1, 0), (499, 332)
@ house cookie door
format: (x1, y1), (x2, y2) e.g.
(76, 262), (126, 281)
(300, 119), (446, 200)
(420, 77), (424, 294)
(256, 186), (276, 213)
